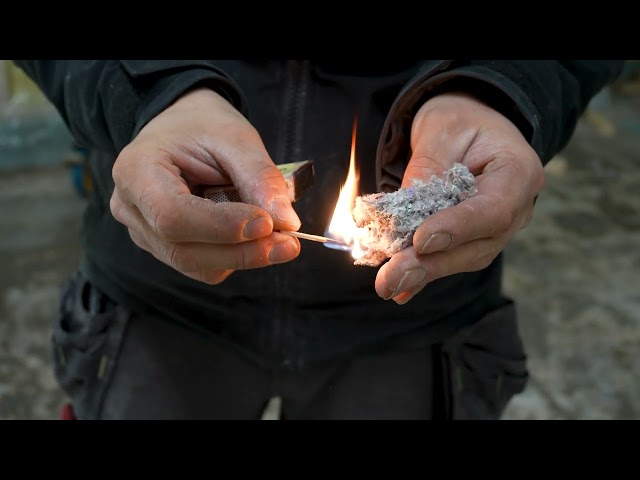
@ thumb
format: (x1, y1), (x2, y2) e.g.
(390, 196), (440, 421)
(403, 95), (481, 188)
(225, 151), (301, 232)
(403, 126), (473, 189)
(191, 88), (301, 231)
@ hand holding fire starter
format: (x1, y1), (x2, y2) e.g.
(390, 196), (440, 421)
(351, 163), (477, 267)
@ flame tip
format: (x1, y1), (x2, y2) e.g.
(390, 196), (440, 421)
(326, 118), (360, 258)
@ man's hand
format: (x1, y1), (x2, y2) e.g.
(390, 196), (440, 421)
(375, 92), (545, 304)
(109, 87), (302, 285)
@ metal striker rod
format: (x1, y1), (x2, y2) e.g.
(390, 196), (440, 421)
(279, 230), (350, 248)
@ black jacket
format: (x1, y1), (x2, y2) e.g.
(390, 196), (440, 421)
(15, 60), (624, 370)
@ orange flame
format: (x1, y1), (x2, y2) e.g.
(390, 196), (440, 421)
(324, 118), (364, 260)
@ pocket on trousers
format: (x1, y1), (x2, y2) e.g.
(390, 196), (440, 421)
(439, 300), (529, 420)
(52, 271), (130, 419)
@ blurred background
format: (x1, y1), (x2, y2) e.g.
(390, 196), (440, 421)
(1, 60), (639, 420)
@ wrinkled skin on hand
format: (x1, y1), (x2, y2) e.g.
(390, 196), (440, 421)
(375, 92), (545, 304)
(109, 88), (302, 285)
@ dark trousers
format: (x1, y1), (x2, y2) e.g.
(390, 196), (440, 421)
(53, 271), (527, 420)
(53, 271), (437, 420)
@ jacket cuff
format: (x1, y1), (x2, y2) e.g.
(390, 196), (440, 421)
(410, 66), (540, 148)
(120, 61), (247, 143)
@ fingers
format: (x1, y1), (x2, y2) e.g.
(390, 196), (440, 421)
(112, 162), (276, 244)
(116, 90), (301, 236)
(375, 236), (504, 304)
(376, 159), (534, 305)
(126, 213), (236, 285)
(143, 231), (301, 275)
(109, 88), (303, 286)
(413, 160), (540, 255)
(412, 189), (513, 255)
(111, 190), (301, 283)
(384, 157), (541, 305)
(380, 93), (547, 305)
(203, 125), (301, 231)
(227, 159), (302, 232)
(380, 160), (538, 304)
(402, 107), (481, 188)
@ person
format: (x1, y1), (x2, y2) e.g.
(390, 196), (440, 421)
(14, 60), (624, 420)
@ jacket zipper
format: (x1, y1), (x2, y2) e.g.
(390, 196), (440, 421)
(273, 59), (309, 369)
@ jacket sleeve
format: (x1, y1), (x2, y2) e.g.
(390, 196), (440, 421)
(376, 60), (625, 190)
(12, 60), (247, 154)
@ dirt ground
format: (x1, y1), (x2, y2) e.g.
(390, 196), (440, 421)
(1, 79), (639, 420)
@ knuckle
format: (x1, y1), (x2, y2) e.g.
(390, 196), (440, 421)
(166, 244), (195, 273)
(153, 204), (181, 240)
(111, 160), (125, 186)
(475, 249), (498, 271)
(237, 245), (249, 270)
(497, 207), (517, 232)
(109, 194), (125, 223)
(253, 162), (285, 188)
(236, 241), (270, 270)
(112, 146), (136, 185)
